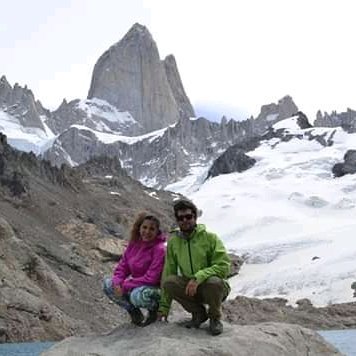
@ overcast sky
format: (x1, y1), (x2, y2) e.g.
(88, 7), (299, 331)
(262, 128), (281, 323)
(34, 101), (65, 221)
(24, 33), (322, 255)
(1, 0), (356, 122)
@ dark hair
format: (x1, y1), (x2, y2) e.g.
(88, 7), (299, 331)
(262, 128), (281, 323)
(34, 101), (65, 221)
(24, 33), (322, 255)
(130, 212), (160, 242)
(173, 199), (198, 219)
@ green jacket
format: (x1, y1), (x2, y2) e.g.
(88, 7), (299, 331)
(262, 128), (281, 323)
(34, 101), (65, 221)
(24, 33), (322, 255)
(159, 224), (231, 315)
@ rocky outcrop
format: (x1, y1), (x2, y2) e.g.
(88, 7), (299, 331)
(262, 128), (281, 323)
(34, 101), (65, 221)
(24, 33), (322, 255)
(0, 132), (83, 196)
(256, 95), (298, 125)
(207, 147), (256, 178)
(332, 149), (356, 177)
(352, 281), (356, 297)
(314, 108), (356, 133)
(223, 296), (356, 330)
(0, 75), (48, 130)
(87, 23), (194, 134)
(296, 111), (313, 129)
(228, 253), (245, 277)
(44, 98), (140, 136)
(0, 217), (85, 342)
(42, 321), (340, 356)
(75, 155), (125, 178)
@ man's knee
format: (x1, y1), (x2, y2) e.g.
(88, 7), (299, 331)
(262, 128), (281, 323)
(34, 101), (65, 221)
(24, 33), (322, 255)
(202, 276), (224, 289)
(162, 275), (182, 291)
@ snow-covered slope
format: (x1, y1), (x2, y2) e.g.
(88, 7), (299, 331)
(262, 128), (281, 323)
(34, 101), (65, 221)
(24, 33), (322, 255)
(170, 117), (356, 306)
(0, 110), (55, 154)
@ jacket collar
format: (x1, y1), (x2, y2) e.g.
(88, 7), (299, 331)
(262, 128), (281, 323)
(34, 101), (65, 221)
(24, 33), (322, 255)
(175, 224), (206, 240)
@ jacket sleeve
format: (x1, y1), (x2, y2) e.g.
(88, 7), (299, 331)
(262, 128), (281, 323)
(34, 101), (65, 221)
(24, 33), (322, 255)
(158, 239), (177, 316)
(194, 233), (231, 284)
(111, 245), (131, 287)
(121, 244), (166, 294)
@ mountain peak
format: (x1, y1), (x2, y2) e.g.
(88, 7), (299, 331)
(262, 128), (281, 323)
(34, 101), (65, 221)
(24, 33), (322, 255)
(116, 23), (154, 49)
(0, 75), (9, 85)
(126, 22), (151, 37)
(87, 24), (194, 134)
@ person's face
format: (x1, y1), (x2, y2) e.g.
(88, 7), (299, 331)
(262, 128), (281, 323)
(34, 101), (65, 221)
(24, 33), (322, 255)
(140, 219), (159, 241)
(176, 209), (196, 233)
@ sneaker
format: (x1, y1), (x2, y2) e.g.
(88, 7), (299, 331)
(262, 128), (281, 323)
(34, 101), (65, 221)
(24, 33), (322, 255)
(209, 318), (223, 336)
(128, 307), (144, 325)
(185, 310), (208, 329)
(141, 309), (158, 327)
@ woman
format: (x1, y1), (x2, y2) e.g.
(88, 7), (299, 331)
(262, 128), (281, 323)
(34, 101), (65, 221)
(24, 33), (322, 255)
(103, 213), (166, 326)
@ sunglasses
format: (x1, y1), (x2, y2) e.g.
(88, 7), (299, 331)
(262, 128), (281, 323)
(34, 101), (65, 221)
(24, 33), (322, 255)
(176, 214), (194, 222)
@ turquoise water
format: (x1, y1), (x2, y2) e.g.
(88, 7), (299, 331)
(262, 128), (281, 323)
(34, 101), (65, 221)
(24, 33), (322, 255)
(319, 329), (356, 356)
(0, 331), (355, 355)
(0, 341), (54, 356)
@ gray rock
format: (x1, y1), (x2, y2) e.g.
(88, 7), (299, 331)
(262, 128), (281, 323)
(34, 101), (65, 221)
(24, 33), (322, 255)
(42, 321), (340, 356)
(44, 98), (140, 136)
(223, 296), (356, 330)
(256, 95), (298, 125)
(228, 253), (245, 278)
(351, 282), (356, 297)
(296, 111), (313, 129)
(314, 108), (356, 133)
(164, 54), (195, 120)
(0, 75), (48, 131)
(207, 147), (256, 178)
(87, 23), (194, 134)
(332, 149), (356, 177)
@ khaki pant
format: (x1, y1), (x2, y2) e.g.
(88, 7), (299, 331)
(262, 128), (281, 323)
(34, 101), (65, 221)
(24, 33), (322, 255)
(163, 275), (229, 319)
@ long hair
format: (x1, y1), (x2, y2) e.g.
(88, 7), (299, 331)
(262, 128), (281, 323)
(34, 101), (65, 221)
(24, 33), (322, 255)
(129, 212), (161, 242)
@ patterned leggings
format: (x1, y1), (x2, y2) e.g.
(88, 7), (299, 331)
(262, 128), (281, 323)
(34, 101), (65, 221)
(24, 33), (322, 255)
(103, 277), (160, 312)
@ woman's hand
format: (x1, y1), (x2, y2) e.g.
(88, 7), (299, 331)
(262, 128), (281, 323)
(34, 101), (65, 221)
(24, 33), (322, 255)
(113, 285), (123, 297)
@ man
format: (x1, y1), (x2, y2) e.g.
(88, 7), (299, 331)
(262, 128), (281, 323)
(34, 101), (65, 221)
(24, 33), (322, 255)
(158, 199), (231, 336)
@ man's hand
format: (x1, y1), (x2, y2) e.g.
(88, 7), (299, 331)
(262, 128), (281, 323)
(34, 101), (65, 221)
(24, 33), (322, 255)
(157, 312), (168, 322)
(185, 279), (198, 297)
(113, 285), (123, 297)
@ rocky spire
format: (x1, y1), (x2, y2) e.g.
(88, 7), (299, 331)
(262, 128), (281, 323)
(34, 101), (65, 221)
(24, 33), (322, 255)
(0, 77), (46, 130)
(256, 95), (299, 122)
(163, 54), (195, 119)
(87, 23), (194, 134)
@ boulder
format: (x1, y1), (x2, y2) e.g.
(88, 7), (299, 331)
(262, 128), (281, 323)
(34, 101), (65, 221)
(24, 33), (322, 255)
(351, 281), (356, 297)
(228, 253), (244, 277)
(42, 321), (340, 356)
(332, 149), (356, 177)
(207, 148), (256, 178)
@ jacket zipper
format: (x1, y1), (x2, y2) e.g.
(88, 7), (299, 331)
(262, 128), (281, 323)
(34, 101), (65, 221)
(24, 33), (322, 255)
(187, 240), (194, 275)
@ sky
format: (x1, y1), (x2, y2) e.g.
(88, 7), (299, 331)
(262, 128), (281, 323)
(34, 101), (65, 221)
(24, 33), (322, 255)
(1, 0), (356, 122)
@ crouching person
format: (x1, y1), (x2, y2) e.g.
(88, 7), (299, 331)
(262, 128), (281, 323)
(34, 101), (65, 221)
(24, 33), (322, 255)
(103, 213), (166, 326)
(158, 200), (231, 336)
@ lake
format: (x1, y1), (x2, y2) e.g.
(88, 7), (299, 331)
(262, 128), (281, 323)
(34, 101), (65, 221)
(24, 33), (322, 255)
(0, 330), (355, 355)
(319, 329), (356, 356)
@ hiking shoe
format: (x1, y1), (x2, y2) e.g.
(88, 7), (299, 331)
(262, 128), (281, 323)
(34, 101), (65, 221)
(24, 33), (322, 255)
(209, 318), (223, 336)
(142, 309), (158, 327)
(185, 310), (208, 329)
(128, 307), (144, 325)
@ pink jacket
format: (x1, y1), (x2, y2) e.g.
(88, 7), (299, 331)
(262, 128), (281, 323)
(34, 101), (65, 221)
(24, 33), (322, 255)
(112, 233), (166, 294)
